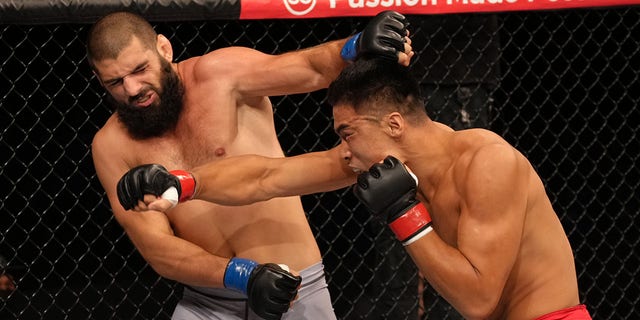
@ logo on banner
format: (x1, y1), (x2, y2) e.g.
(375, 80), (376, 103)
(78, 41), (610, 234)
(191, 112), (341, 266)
(283, 0), (317, 15)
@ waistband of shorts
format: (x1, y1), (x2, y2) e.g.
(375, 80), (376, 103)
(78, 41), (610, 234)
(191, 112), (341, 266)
(183, 261), (326, 300)
(298, 261), (325, 286)
(534, 304), (592, 320)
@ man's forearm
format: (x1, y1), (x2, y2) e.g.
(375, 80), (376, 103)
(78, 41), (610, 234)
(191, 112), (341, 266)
(304, 38), (350, 86)
(191, 154), (279, 205)
(130, 227), (229, 287)
(192, 150), (355, 206)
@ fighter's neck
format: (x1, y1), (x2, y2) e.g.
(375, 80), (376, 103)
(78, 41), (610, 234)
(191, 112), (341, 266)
(401, 121), (456, 198)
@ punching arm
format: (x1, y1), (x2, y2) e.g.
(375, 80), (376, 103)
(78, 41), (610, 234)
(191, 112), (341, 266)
(116, 147), (356, 211)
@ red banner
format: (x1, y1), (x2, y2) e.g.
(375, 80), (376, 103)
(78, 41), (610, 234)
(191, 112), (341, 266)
(240, 0), (639, 19)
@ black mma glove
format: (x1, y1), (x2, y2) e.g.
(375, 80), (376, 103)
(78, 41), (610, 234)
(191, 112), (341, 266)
(341, 10), (408, 62)
(116, 164), (195, 210)
(224, 257), (302, 320)
(353, 156), (433, 246)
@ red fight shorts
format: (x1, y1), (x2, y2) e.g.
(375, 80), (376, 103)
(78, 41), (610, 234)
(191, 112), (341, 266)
(534, 304), (592, 320)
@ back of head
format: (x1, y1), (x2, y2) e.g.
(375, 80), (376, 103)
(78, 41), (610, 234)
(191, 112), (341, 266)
(327, 58), (425, 122)
(86, 11), (158, 69)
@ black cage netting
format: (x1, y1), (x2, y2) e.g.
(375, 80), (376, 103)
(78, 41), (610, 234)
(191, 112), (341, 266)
(1, 7), (639, 320)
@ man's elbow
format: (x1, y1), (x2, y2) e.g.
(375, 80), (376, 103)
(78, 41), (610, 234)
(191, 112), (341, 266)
(461, 307), (497, 320)
(456, 294), (501, 320)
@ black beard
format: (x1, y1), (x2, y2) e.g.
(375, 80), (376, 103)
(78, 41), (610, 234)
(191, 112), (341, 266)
(111, 61), (184, 140)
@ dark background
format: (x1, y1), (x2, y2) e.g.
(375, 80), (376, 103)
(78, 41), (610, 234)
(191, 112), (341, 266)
(1, 6), (639, 320)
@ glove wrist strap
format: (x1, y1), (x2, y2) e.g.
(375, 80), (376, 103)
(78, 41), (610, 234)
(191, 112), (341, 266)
(169, 170), (196, 202)
(389, 202), (433, 246)
(223, 257), (258, 295)
(340, 32), (361, 61)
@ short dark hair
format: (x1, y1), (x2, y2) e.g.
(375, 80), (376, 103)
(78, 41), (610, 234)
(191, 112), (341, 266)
(327, 58), (426, 123)
(86, 11), (158, 69)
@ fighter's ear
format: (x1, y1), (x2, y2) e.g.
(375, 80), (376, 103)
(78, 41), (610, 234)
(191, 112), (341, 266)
(156, 34), (173, 62)
(386, 112), (405, 138)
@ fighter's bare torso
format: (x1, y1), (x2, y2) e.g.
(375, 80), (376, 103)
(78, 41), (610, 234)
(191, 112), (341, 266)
(97, 55), (321, 270)
(410, 127), (580, 319)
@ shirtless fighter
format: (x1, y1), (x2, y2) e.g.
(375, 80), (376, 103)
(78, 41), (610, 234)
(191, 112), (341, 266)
(87, 11), (413, 320)
(116, 58), (592, 320)
(334, 59), (592, 320)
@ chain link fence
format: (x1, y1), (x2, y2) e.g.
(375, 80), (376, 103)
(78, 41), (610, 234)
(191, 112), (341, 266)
(1, 7), (639, 320)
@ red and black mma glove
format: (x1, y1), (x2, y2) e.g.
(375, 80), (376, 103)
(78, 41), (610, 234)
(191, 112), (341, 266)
(353, 156), (433, 246)
(116, 164), (196, 210)
(341, 10), (408, 62)
(224, 258), (302, 320)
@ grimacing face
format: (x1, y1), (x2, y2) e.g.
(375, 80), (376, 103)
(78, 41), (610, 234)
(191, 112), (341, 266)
(333, 104), (390, 173)
(94, 38), (184, 139)
(110, 58), (184, 139)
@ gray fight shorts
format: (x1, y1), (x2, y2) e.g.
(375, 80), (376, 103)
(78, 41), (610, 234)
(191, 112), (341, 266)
(171, 261), (337, 320)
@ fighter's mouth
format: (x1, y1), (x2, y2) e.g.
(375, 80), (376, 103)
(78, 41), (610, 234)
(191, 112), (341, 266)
(134, 91), (155, 107)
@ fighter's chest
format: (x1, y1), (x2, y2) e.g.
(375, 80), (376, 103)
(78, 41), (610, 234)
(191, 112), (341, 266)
(126, 114), (227, 168)
(135, 112), (274, 170)
(132, 135), (226, 171)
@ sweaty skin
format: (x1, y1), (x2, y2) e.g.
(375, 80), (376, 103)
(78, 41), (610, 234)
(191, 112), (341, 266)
(119, 53), (582, 318)
(133, 105), (582, 320)
(332, 104), (581, 320)
(93, 39), (336, 286)
(92, 33), (413, 288)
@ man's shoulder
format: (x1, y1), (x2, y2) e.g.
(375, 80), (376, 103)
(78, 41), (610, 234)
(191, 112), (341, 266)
(452, 129), (517, 170)
(94, 114), (123, 136)
(457, 127), (500, 139)
(90, 117), (149, 179)
(190, 46), (259, 66)
(187, 46), (267, 79)
(454, 128), (507, 151)
(92, 116), (133, 153)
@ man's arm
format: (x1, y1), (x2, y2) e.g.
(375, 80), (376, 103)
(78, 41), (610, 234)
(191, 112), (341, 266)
(91, 129), (229, 287)
(194, 145), (356, 204)
(117, 144), (356, 212)
(192, 11), (413, 98)
(406, 145), (528, 318)
(92, 129), (303, 320)
(354, 146), (529, 319)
